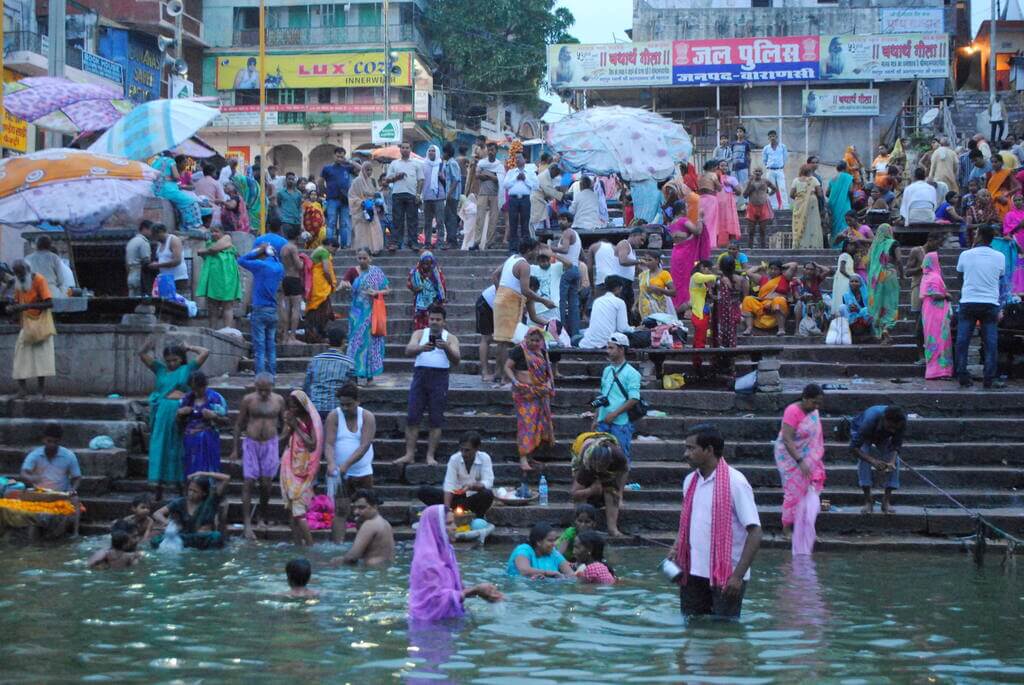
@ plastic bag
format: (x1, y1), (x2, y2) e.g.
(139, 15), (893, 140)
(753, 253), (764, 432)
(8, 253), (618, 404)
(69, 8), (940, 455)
(662, 373), (686, 390)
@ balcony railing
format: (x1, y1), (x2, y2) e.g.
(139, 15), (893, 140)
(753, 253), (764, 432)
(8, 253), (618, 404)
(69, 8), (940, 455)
(3, 31), (45, 56)
(232, 23), (419, 48)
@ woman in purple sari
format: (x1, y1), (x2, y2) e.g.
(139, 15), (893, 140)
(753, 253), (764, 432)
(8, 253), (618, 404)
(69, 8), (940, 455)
(773, 384), (826, 556)
(668, 212), (711, 311)
(176, 371), (229, 477)
(409, 505), (504, 622)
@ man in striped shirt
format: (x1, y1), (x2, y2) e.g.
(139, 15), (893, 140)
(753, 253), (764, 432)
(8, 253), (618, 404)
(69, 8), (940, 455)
(303, 322), (355, 418)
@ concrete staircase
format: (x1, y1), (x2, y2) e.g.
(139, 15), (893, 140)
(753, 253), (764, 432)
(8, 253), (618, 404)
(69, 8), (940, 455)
(2, 243), (1023, 551)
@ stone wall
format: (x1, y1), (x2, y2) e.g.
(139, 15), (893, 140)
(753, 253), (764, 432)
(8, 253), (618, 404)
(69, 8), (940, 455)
(0, 324), (246, 396)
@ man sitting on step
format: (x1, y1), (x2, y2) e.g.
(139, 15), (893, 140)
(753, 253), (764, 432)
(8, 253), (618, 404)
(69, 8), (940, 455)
(20, 423), (81, 539)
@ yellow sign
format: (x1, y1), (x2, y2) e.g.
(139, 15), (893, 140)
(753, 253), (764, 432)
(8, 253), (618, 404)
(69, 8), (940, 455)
(1, 69), (27, 153)
(215, 51), (412, 90)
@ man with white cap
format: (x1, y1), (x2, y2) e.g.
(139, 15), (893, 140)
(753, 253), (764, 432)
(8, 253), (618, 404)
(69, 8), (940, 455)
(592, 331), (642, 462)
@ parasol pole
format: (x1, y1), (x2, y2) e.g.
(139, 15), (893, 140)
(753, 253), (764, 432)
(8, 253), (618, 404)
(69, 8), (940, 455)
(258, 0), (267, 234)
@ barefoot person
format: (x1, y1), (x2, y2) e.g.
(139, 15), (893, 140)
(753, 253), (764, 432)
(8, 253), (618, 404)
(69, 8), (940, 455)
(335, 489), (395, 566)
(670, 423), (762, 619)
(396, 305), (460, 466)
(569, 432), (629, 538)
(773, 384), (826, 555)
(279, 390), (324, 546)
(505, 326), (555, 472)
(280, 225), (306, 345)
(324, 383), (376, 543)
(849, 404), (906, 514)
(20, 423), (81, 538)
(88, 529), (142, 570)
(6, 260), (56, 399)
(284, 558), (318, 598)
(231, 373), (286, 540)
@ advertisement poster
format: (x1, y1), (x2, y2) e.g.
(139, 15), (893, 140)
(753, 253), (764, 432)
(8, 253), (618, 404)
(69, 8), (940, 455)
(211, 111), (278, 128)
(819, 34), (949, 81)
(671, 36), (819, 85)
(548, 42), (673, 88)
(226, 146), (251, 166)
(878, 8), (945, 34)
(215, 52), (412, 90)
(1, 69), (27, 152)
(802, 88), (880, 117)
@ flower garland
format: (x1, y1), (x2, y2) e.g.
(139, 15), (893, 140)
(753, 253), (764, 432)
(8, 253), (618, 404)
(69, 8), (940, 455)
(0, 498), (77, 516)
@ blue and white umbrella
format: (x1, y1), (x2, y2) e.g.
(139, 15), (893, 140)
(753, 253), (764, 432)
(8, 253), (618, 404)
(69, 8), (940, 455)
(88, 99), (219, 162)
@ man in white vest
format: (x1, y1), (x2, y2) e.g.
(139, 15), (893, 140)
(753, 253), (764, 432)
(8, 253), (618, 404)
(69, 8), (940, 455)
(395, 304), (461, 467)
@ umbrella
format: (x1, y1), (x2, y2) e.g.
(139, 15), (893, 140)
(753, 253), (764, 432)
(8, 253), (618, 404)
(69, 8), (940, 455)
(89, 99), (220, 162)
(172, 135), (219, 159)
(546, 106), (693, 182)
(2, 76), (134, 135)
(370, 145), (423, 162)
(0, 149), (158, 231)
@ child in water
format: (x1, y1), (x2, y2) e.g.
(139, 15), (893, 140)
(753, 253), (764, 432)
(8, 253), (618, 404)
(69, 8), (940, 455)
(557, 503), (598, 560)
(115, 494), (155, 544)
(573, 530), (616, 585)
(285, 558), (318, 598)
(88, 529), (143, 569)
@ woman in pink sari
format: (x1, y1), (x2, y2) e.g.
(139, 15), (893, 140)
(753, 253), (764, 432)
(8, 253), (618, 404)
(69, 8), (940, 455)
(279, 390), (323, 546)
(716, 160), (742, 247)
(773, 384), (825, 555)
(1003, 193), (1024, 295)
(919, 252), (954, 379)
(409, 505), (504, 622)
(668, 212), (711, 311)
(697, 160), (722, 248)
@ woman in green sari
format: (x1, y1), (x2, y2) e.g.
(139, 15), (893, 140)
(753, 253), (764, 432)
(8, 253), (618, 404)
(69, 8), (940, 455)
(827, 160), (854, 245)
(138, 337), (209, 500)
(867, 223), (902, 345)
(232, 172), (262, 233)
(344, 248), (390, 384)
(195, 225), (242, 330)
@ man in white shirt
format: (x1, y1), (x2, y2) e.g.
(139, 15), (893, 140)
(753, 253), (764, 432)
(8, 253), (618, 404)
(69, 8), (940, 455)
(577, 276), (632, 349)
(955, 225), (1006, 389)
(503, 153), (537, 253)
(530, 162), (564, 233)
(990, 94), (1005, 143)
(899, 167), (939, 224)
(670, 423), (762, 618)
(384, 142), (424, 250)
(218, 158), (238, 188)
(570, 176), (602, 229)
(530, 244), (569, 322)
(416, 431), (495, 516)
(761, 130), (789, 210)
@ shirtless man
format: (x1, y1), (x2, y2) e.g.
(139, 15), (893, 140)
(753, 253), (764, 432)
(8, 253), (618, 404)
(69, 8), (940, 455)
(231, 373), (286, 540)
(280, 225), (305, 345)
(336, 489), (395, 566)
(88, 528), (142, 569)
(743, 167), (778, 249)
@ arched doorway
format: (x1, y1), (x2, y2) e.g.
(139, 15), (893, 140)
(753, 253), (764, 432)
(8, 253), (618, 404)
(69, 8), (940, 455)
(269, 144), (302, 176)
(309, 143), (337, 178)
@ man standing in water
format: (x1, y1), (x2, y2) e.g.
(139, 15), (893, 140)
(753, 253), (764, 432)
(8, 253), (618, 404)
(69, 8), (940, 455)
(335, 489), (395, 566)
(324, 383), (377, 543)
(670, 423), (761, 619)
(231, 373), (286, 540)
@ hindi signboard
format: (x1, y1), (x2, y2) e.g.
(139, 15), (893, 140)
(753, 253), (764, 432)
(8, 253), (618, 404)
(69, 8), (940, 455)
(548, 42), (673, 89)
(879, 8), (945, 34)
(671, 36), (820, 85)
(819, 34), (949, 81)
(1, 69), (27, 152)
(802, 88), (880, 117)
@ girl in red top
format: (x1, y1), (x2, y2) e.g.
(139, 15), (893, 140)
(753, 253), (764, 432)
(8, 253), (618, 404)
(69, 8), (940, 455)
(574, 530), (616, 584)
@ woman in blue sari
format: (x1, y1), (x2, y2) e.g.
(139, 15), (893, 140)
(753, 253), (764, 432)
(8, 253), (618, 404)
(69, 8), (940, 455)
(840, 274), (874, 336)
(407, 251), (447, 330)
(827, 160), (854, 245)
(151, 151), (202, 230)
(346, 247), (391, 385)
(177, 371), (229, 477)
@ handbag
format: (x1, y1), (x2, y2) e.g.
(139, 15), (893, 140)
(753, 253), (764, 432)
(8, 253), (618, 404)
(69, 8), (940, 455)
(611, 364), (649, 422)
(20, 309), (56, 344)
(370, 294), (387, 337)
(825, 316), (851, 346)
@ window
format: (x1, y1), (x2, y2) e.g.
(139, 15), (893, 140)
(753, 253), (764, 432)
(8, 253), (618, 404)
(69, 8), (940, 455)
(234, 7), (258, 30)
(235, 89), (258, 105)
(358, 4), (380, 26)
(751, 0), (770, 6)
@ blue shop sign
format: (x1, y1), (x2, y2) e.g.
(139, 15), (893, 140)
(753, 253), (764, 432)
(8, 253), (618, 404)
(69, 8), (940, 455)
(82, 52), (124, 87)
(97, 28), (161, 102)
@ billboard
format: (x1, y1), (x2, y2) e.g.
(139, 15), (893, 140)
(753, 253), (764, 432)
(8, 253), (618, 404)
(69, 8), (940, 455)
(802, 88), (880, 117)
(879, 8), (945, 34)
(547, 42), (673, 89)
(671, 36), (820, 85)
(215, 52), (412, 90)
(820, 34), (949, 81)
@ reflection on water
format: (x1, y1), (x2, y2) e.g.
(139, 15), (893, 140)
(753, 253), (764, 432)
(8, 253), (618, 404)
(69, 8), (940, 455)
(0, 541), (1021, 683)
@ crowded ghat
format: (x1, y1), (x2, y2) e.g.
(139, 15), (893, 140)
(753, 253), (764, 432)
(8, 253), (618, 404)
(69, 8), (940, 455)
(0, 4), (1022, 681)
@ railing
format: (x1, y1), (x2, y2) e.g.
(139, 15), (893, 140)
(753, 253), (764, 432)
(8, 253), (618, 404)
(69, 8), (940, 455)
(232, 23), (419, 48)
(3, 31), (45, 55)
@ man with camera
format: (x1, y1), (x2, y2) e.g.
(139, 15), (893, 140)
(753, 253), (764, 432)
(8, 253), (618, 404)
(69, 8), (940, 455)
(396, 304), (461, 467)
(591, 332), (642, 462)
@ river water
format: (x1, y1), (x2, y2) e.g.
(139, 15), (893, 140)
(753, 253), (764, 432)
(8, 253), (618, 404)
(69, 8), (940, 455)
(0, 541), (1021, 683)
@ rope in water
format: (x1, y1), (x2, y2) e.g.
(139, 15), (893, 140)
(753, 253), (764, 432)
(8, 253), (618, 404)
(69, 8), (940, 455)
(900, 457), (1024, 547)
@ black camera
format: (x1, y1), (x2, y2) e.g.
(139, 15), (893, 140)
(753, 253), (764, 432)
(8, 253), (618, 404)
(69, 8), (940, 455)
(590, 395), (610, 409)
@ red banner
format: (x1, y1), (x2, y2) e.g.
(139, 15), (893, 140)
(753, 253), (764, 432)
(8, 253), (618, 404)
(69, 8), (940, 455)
(219, 103), (413, 114)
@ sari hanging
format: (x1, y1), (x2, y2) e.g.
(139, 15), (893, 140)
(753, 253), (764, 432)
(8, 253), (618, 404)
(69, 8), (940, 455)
(773, 406), (825, 555)
(919, 252), (954, 379)
(513, 335), (555, 458)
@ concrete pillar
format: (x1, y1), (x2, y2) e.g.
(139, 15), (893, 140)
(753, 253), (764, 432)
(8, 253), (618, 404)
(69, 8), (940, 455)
(342, 131), (353, 152)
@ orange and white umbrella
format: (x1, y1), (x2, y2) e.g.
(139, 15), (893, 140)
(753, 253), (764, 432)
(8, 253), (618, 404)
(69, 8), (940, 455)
(0, 149), (158, 230)
(370, 145), (423, 162)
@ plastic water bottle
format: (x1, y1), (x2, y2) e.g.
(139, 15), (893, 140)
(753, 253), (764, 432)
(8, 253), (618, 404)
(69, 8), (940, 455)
(538, 476), (549, 506)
